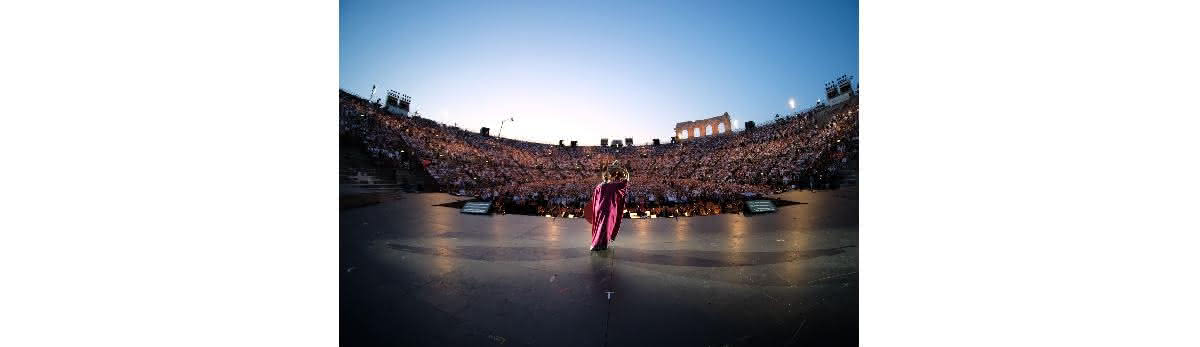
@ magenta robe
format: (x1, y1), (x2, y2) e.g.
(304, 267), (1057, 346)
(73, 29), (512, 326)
(586, 180), (628, 249)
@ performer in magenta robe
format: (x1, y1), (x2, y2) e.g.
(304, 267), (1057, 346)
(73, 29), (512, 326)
(585, 161), (630, 251)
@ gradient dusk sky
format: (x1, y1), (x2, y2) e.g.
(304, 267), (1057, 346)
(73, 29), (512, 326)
(340, 0), (858, 145)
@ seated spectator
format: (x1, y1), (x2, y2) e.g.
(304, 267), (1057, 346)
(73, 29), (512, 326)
(339, 89), (858, 217)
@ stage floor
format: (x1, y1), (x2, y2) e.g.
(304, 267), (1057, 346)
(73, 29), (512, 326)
(340, 187), (858, 346)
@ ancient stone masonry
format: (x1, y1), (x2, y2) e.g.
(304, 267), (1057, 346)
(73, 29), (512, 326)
(674, 113), (733, 140)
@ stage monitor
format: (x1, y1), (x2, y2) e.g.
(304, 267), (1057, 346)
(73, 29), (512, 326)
(461, 201), (492, 214)
(746, 200), (777, 213)
(480, 127), (490, 136)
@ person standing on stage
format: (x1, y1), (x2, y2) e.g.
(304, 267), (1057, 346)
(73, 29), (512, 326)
(585, 160), (630, 251)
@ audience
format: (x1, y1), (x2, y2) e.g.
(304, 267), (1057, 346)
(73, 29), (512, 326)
(339, 90), (859, 217)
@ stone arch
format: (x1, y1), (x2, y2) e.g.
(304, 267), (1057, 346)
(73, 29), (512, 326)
(673, 112), (734, 141)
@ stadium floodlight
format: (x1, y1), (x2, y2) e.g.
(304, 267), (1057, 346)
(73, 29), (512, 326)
(498, 116), (515, 138)
(788, 98), (796, 110)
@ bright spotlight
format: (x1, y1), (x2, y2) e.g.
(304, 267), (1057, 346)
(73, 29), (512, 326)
(788, 98), (796, 110)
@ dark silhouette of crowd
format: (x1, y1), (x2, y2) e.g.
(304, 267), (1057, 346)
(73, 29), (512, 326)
(340, 90), (858, 218)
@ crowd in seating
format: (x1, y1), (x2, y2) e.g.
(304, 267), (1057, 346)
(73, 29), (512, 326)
(339, 92), (417, 170)
(339, 90), (858, 218)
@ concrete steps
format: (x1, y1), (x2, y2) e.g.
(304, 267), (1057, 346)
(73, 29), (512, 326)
(837, 156), (858, 186)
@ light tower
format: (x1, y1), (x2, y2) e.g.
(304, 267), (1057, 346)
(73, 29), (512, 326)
(497, 116), (514, 138)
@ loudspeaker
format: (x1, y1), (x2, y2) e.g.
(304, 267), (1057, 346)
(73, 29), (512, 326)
(745, 121), (755, 130)
(653, 138), (660, 145)
(570, 141), (577, 147)
(600, 138), (609, 146)
(625, 138), (633, 146)
(480, 127), (490, 136)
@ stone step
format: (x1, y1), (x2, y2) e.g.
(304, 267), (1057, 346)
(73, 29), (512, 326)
(351, 183), (403, 187)
(363, 187), (407, 192)
(342, 177), (397, 183)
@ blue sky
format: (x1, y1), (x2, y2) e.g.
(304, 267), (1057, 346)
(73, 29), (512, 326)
(340, 0), (858, 144)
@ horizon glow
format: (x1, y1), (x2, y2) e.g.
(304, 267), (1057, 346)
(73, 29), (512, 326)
(340, 0), (859, 145)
